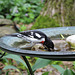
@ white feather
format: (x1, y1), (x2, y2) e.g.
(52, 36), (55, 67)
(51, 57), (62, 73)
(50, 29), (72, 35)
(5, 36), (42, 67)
(22, 35), (45, 43)
(31, 32), (33, 35)
(35, 33), (41, 38)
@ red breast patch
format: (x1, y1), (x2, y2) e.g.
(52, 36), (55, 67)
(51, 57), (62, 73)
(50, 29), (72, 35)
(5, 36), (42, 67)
(40, 41), (44, 44)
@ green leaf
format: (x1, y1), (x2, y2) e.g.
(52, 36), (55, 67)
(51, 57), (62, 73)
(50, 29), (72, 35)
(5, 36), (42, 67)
(20, 25), (26, 31)
(26, 56), (31, 59)
(63, 68), (75, 75)
(6, 71), (10, 75)
(15, 13), (20, 17)
(13, 17), (20, 21)
(3, 54), (27, 67)
(6, 14), (12, 19)
(42, 72), (49, 75)
(70, 69), (75, 75)
(12, 6), (18, 15)
(29, 13), (35, 19)
(3, 65), (19, 71)
(32, 58), (51, 71)
(23, 3), (31, 8)
(31, 5), (38, 8)
(0, 15), (4, 19)
(52, 65), (65, 74)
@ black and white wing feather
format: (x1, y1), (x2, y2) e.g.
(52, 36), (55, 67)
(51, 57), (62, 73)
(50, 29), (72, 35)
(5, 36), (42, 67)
(7, 31), (46, 43)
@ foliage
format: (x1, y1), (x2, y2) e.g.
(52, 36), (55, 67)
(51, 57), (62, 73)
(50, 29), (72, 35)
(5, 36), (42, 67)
(3, 54), (27, 67)
(50, 61), (63, 65)
(0, 48), (75, 75)
(3, 65), (20, 71)
(31, 15), (60, 29)
(52, 65), (65, 74)
(19, 24), (27, 31)
(52, 65), (75, 75)
(42, 72), (49, 75)
(63, 68), (75, 75)
(0, 0), (44, 23)
(0, 52), (27, 74)
(32, 58), (51, 71)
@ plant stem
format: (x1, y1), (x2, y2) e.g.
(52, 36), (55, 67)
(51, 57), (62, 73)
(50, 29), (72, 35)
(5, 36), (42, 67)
(22, 56), (34, 75)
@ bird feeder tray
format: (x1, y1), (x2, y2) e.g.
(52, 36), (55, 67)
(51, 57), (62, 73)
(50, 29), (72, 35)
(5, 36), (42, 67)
(0, 26), (75, 61)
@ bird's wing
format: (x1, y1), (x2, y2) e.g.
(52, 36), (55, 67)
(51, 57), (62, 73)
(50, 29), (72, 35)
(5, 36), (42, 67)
(6, 31), (45, 43)
(20, 31), (45, 42)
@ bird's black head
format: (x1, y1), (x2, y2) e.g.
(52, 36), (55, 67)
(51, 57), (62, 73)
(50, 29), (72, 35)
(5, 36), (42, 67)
(43, 37), (54, 51)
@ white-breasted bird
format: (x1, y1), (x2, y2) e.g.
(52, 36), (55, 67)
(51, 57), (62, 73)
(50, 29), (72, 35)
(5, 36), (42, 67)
(7, 30), (54, 51)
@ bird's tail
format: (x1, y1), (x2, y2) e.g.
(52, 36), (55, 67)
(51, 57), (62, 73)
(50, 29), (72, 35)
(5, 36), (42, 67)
(6, 33), (19, 37)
